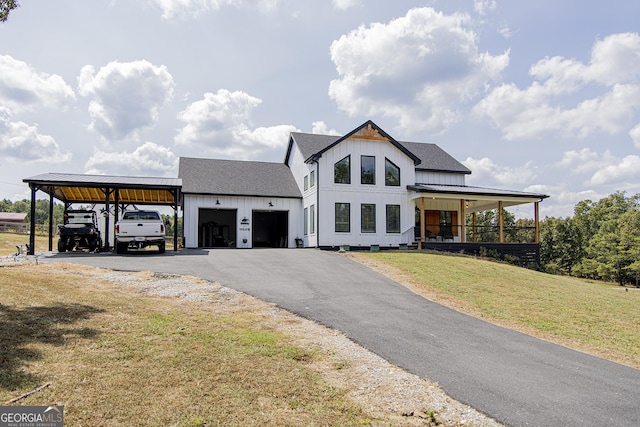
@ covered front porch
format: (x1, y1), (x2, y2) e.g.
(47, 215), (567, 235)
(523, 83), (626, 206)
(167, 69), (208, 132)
(408, 183), (549, 264)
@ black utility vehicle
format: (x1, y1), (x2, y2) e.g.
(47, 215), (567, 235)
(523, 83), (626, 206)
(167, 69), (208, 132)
(57, 210), (102, 252)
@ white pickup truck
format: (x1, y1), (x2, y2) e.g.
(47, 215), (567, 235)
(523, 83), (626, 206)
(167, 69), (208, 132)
(114, 210), (166, 254)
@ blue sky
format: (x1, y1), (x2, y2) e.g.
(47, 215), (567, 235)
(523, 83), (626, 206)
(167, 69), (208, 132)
(1, 0), (640, 218)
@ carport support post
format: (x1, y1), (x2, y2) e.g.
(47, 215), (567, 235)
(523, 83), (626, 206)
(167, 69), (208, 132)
(173, 189), (179, 251)
(103, 188), (112, 252)
(28, 184), (37, 255)
(48, 192), (54, 251)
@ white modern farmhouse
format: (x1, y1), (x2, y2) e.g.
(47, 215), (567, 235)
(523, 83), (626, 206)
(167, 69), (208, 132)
(179, 120), (548, 261)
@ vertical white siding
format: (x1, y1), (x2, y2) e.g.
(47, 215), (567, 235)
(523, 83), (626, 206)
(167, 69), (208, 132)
(183, 194), (302, 248)
(415, 171), (466, 185)
(315, 137), (416, 248)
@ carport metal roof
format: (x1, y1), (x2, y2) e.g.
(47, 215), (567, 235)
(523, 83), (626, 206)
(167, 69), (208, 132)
(23, 173), (182, 205)
(22, 173), (182, 254)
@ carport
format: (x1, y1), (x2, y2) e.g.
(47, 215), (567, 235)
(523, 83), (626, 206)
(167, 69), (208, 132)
(22, 173), (182, 255)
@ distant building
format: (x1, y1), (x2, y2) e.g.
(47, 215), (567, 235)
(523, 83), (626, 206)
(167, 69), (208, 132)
(0, 212), (28, 233)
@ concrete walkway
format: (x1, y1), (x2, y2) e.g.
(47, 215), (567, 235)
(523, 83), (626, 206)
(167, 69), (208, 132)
(42, 249), (640, 426)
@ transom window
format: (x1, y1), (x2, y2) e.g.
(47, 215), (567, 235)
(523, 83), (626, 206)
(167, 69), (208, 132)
(385, 158), (400, 186)
(361, 204), (376, 233)
(334, 155), (351, 184)
(335, 203), (350, 232)
(361, 155), (375, 185)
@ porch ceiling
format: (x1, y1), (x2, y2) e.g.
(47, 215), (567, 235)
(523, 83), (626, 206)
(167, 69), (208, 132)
(408, 183), (548, 212)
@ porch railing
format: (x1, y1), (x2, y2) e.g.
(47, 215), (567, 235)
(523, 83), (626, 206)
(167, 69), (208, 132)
(414, 224), (538, 244)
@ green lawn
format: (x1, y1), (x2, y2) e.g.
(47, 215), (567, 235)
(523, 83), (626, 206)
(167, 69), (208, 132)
(358, 251), (640, 369)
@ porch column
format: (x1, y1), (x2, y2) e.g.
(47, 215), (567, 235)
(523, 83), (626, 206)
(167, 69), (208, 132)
(534, 201), (540, 244)
(460, 199), (466, 243)
(498, 201), (505, 243)
(472, 212), (477, 242)
(419, 197), (425, 246)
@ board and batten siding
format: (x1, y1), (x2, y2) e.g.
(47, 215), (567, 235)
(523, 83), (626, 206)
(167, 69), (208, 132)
(182, 194), (303, 249)
(314, 137), (416, 248)
(415, 171), (465, 185)
(287, 141), (318, 247)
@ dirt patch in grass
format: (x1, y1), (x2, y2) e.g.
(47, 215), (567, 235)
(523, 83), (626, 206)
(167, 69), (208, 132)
(0, 261), (501, 426)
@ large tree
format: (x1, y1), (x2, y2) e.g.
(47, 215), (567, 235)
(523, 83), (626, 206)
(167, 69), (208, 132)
(1, 0), (19, 22)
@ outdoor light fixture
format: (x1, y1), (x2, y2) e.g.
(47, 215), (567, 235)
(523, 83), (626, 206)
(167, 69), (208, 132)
(216, 199), (220, 205)
(268, 201), (274, 207)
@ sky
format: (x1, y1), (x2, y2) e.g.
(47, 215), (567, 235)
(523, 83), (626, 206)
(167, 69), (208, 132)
(1, 0), (640, 218)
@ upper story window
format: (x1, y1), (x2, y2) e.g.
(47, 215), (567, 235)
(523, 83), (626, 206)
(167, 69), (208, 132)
(385, 158), (400, 186)
(304, 175), (309, 191)
(334, 155), (351, 184)
(361, 155), (375, 185)
(310, 170), (315, 187)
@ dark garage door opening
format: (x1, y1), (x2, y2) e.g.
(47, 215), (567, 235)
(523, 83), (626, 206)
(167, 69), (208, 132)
(252, 211), (288, 248)
(199, 208), (237, 248)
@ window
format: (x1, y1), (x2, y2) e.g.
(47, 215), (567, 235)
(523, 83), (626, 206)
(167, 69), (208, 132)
(386, 205), (400, 233)
(304, 175), (308, 191)
(385, 158), (400, 186)
(310, 204), (315, 234)
(304, 207), (308, 235)
(335, 203), (350, 232)
(334, 155), (351, 184)
(361, 155), (375, 185)
(361, 204), (376, 233)
(310, 170), (315, 187)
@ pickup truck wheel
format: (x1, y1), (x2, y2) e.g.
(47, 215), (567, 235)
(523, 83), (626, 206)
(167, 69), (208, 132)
(158, 243), (165, 254)
(57, 239), (66, 253)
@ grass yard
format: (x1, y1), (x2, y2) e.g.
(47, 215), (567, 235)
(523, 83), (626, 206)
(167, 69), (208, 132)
(0, 232), (45, 256)
(0, 263), (369, 426)
(356, 251), (640, 369)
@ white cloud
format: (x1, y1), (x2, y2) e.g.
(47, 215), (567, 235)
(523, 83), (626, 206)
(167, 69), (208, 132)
(630, 123), (640, 148)
(328, 7), (509, 135)
(0, 55), (75, 113)
(333, 0), (362, 10)
(0, 107), (72, 163)
(558, 148), (616, 175)
(78, 60), (175, 142)
(462, 156), (538, 187)
(589, 154), (640, 186)
(558, 147), (640, 187)
(175, 89), (298, 160)
(474, 32), (640, 140)
(311, 121), (341, 136)
(474, 0), (496, 15)
(84, 142), (178, 176)
(151, 0), (279, 20)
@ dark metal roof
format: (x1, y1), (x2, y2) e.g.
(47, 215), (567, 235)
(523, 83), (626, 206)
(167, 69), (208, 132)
(22, 173), (181, 205)
(287, 122), (469, 174)
(179, 157), (302, 199)
(401, 141), (471, 174)
(408, 183), (549, 200)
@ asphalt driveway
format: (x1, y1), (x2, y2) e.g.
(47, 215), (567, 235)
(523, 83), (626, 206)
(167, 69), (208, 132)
(42, 248), (640, 426)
